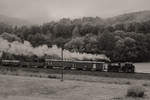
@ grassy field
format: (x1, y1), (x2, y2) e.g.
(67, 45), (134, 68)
(0, 74), (149, 100)
(0, 67), (150, 100)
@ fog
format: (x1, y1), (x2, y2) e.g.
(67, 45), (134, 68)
(0, 0), (150, 24)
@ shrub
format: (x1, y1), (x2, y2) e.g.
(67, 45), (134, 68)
(125, 81), (131, 85)
(127, 85), (145, 98)
(142, 83), (150, 87)
(39, 75), (42, 78)
(48, 75), (57, 79)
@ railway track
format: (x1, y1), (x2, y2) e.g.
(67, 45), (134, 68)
(0, 66), (150, 80)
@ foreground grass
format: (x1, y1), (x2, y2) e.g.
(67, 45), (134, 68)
(0, 75), (126, 100)
(0, 74), (150, 100)
(1, 66), (150, 86)
(0, 66), (150, 100)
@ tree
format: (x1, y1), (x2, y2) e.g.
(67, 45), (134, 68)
(54, 37), (69, 48)
(0, 32), (21, 42)
(72, 26), (80, 38)
(0, 23), (13, 34)
(27, 33), (51, 47)
(98, 30), (116, 51)
(53, 23), (72, 39)
(123, 37), (137, 61)
(113, 37), (137, 62)
(113, 39), (125, 62)
(97, 30), (117, 60)
(83, 33), (98, 54)
(65, 37), (84, 52)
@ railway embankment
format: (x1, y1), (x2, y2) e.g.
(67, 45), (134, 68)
(0, 66), (150, 81)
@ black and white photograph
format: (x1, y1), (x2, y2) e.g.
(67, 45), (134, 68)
(0, 0), (150, 100)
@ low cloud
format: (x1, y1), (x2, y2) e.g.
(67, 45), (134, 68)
(0, 0), (150, 24)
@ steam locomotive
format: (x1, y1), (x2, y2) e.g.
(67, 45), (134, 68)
(0, 58), (135, 73)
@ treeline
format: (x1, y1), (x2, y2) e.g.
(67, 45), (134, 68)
(1, 17), (150, 62)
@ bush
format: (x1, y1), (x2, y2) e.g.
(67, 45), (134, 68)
(48, 75), (57, 79)
(142, 83), (150, 87)
(125, 81), (131, 85)
(127, 85), (145, 97)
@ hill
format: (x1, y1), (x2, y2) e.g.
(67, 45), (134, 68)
(106, 10), (150, 25)
(1, 10), (150, 26)
(0, 14), (32, 26)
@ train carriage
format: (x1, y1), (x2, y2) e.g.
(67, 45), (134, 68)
(94, 62), (105, 71)
(73, 61), (93, 71)
(45, 59), (64, 69)
(73, 61), (105, 71)
(20, 57), (45, 68)
(0, 56), (135, 73)
(1, 60), (20, 67)
(63, 61), (74, 70)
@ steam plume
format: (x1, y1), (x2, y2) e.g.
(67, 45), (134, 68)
(0, 37), (110, 61)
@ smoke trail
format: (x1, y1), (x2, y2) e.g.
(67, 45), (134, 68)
(0, 37), (110, 61)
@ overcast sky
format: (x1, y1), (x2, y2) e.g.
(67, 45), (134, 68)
(0, 0), (150, 23)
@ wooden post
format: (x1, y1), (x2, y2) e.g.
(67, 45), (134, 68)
(61, 47), (64, 82)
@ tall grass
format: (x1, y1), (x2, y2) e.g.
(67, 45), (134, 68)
(127, 85), (145, 98)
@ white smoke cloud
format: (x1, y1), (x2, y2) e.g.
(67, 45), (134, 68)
(0, 37), (110, 61)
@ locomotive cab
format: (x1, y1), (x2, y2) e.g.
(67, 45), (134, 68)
(107, 63), (121, 72)
(121, 62), (135, 73)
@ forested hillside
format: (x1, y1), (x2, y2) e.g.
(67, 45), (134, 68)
(1, 11), (150, 62)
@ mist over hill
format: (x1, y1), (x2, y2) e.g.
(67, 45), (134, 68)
(0, 10), (150, 26)
(0, 14), (32, 26)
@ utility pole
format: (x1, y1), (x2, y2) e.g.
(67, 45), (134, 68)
(61, 46), (64, 82)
